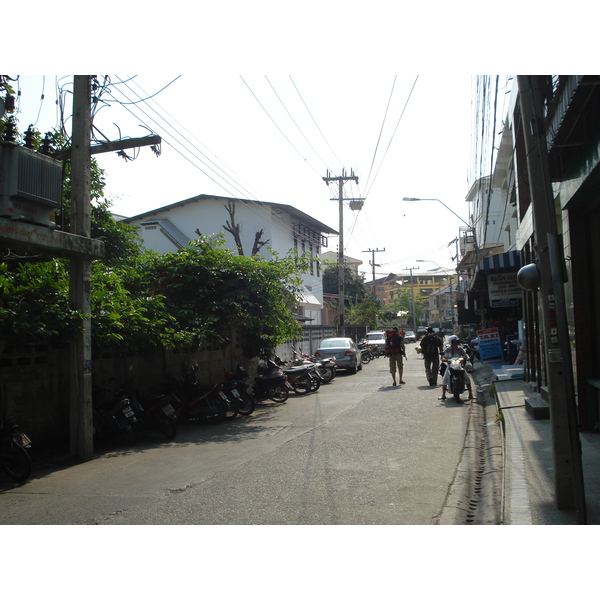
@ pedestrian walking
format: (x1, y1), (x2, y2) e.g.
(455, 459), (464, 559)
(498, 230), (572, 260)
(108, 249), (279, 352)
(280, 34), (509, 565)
(385, 327), (405, 386)
(419, 326), (443, 386)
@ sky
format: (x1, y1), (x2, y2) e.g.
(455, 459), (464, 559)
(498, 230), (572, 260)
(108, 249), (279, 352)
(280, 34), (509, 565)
(10, 73), (477, 280)
(8, 2), (596, 285)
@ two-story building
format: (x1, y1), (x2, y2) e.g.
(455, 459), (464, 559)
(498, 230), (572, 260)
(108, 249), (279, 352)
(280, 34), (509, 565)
(124, 194), (337, 324)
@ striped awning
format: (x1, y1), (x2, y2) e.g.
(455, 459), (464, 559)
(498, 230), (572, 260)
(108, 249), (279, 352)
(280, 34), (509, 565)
(475, 250), (521, 274)
(467, 250), (521, 296)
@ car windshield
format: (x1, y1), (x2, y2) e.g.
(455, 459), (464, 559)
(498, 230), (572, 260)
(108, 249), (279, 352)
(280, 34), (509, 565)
(405, 331), (415, 336)
(319, 339), (350, 348)
(365, 333), (384, 341)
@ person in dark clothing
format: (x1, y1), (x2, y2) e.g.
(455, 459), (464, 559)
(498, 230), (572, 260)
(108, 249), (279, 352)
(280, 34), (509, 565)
(420, 327), (443, 386)
(385, 327), (405, 386)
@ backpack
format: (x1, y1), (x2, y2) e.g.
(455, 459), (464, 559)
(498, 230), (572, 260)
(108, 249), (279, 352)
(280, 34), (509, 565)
(423, 334), (439, 355)
(385, 329), (401, 353)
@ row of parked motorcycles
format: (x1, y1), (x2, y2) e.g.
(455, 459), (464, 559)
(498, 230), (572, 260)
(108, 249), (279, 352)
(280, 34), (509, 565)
(91, 347), (337, 445)
(1, 348), (339, 484)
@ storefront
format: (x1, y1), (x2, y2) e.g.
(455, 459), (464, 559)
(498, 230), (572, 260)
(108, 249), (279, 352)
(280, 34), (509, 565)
(465, 251), (523, 358)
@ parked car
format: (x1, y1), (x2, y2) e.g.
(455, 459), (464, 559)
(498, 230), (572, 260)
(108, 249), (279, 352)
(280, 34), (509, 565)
(363, 331), (387, 355)
(315, 338), (362, 373)
(404, 330), (416, 343)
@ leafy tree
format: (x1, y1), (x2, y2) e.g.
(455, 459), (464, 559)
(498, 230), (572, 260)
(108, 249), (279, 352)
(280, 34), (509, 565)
(345, 295), (383, 328)
(322, 264), (369, 304)
(129, 237), (309, 357)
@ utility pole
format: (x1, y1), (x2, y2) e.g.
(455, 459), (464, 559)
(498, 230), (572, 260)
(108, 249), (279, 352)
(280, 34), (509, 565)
(363, 248), (385, 283)
(69, 75), (93, 461)
(405, 266), (419, 331)
(323, 169), (362, 337)
(517, 75), (586, 522)
(68, 76), (162, 462)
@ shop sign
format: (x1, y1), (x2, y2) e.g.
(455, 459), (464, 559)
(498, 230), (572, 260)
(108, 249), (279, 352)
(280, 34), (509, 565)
(487, 272), (522, 307)
(476, 327), (504, 360)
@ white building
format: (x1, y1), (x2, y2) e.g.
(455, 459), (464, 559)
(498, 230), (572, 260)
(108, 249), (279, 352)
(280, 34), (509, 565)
(124, 194), (337, 324)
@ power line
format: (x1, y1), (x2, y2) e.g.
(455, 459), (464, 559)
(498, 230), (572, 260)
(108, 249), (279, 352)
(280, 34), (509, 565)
(289, 76), (344, 169)
(363, 75), (397, 194)
(240, 75), (323, 177)
(265, 76), (331, 172)
(364, 75), (419, 199)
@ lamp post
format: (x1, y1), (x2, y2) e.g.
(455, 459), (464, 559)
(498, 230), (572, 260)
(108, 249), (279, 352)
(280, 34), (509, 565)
(402, 196), (471, 227)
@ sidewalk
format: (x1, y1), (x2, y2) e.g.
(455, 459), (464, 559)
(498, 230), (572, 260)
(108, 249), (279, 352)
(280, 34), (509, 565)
(473, 360), (600, 525)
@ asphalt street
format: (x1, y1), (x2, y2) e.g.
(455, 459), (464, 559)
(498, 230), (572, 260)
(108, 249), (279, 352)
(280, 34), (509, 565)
(0, 343), (477, 525)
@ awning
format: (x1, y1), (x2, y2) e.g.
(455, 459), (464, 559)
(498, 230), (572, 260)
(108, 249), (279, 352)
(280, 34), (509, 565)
(298, 291), (322, 311)
(475, 250), (521, 275)
(467, 250), (523, 320)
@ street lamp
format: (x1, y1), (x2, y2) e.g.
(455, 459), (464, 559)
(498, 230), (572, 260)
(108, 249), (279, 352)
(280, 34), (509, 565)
(402, 197), (471, 228)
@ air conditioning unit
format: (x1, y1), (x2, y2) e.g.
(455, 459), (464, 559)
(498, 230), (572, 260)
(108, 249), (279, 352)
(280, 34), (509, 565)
(0, 142), (62, 227)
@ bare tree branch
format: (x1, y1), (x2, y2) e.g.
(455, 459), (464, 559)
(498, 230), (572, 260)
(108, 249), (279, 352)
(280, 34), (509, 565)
(223, 200), (245, 256)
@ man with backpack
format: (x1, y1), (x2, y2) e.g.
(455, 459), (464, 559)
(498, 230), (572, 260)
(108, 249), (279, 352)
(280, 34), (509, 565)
(420, 327), (443, 386)
(385, 327), (405, 386)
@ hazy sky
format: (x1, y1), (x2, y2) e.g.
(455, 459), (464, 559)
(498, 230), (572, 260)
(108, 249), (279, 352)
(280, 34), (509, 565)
(11, 73), (477, 279)
(7, 3), (592, 282)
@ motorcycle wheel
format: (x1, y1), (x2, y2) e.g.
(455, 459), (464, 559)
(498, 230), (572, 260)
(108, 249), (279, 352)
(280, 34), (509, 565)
(122, 422), (138, 444)
(268, 385), (289, 403)
(159, 416), (177, 440)
(2, 444), (32, 483)
(310, 375), (321, 391)
(293, 376), (313, 394)
(452, 382), (462, 403)
(321, 369), (335, 383)
(237, 391), (256, 416)
(361, 353), (371, 364)
(204, 397), (226, 424)
(223, 396), (239, 420)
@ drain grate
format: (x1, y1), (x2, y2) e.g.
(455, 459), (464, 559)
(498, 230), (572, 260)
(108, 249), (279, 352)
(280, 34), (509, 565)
(436, 389), (503, 525)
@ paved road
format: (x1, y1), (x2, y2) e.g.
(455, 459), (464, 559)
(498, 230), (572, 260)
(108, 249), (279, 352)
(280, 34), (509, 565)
(0, 344), (473, 524)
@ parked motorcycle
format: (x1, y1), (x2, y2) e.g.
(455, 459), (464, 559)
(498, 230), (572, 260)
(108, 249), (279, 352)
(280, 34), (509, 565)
(136, 391), (178, 440)
(223, 370), (256, 416)
(92, 381), (140, 444)
(167, 373), (229, 424)
(0, 416), (32, 483)
(292, 347), (337, 383)
(357, 342), (374, 364)
(247, 361), (292, 403)
(272, 356), (321, 394)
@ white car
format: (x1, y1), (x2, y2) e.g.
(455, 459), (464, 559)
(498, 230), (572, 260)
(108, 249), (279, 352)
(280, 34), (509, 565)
(363, 331), (387, 355)
(404, 330), (416, 343)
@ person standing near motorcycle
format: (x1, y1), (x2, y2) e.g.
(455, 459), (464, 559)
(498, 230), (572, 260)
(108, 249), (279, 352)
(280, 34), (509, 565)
(420, 327), (443, 386)
(438, 335), (475, 400)
(385, 327), (405, 386)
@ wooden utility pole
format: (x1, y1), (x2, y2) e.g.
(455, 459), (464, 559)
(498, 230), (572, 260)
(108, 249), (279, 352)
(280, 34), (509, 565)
(517, 75), (586, 522)
(404, 266), (419, 331)
(323, 169), (360, 337)
(363, 248), (385, 283)
(69, 76), (93, 461)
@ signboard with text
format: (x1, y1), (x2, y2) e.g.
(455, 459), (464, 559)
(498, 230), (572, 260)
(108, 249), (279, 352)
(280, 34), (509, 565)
(487, 272), (522, 308)
(476, 327), (504, 360)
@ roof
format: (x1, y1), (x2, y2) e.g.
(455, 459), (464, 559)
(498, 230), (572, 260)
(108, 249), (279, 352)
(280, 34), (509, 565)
(123, 194), (338, 236)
